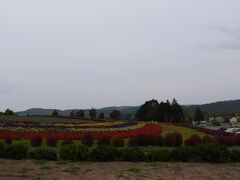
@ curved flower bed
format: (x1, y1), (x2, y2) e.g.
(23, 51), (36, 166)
(0, 122), (162, 139)
(2, 121), (138, 130)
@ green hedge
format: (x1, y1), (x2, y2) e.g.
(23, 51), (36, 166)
(121, 147), (146, 162)
(230, 150), (240, 162)
(29, 147), (57, 160)
(0, 142), (239, 163)
(148, 149), (171, 162)
(60, 143), (89, 161)
(88, 144), (238, 162)
(91, 145), (120, 161)
(169, 147), (193, 162)
(193, 143), (230, 163)
(0, 140), (5, 150)
(0, 143), (28, 160)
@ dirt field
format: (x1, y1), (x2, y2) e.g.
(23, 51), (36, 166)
(0, 159), (239, 180)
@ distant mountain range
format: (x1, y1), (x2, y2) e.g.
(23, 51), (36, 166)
(16, 99), (240, 117)
(16, 106), (139, 117)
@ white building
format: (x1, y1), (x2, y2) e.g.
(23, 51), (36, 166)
(215, 117), (225, 123)
(229, 117), (238, 124)
(209, 117), (215, 123)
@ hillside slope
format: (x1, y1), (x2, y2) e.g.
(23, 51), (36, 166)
(186, 100), (240, 114)
(16, 99), (240, 117)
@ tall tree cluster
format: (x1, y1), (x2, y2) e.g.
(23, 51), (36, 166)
(89, 108), (97, 119)
(69, 110), (76, 118)
(193, 107), (204, 122)
(98, 112), (105, 119)
(76, 110), (85, 118)
(52, 109), (59, 117)
(4, 109), (15, 116)
(109, 109), (121, 119)
(135, 99), (184, 122)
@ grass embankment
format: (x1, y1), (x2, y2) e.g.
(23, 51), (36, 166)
(159, 123), (206, 140)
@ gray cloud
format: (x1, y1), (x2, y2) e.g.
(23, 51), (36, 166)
(0, 0), (240, 111)
(201, 26), (240, 51)
(201, 41), (240, 51)
(213, 26), (240, 37)
(0, 81), (14, 94)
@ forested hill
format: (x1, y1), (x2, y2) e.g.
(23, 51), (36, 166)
(16, 100), (240, 116)
(16, 106), (139, 117)
(186, 100), (240, 114)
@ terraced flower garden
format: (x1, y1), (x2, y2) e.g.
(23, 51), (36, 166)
(0, 119), (239, 165)
(0, 120), (161, 139)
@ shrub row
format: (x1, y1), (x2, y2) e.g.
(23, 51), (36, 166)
(216, 134), (240, 146)
(148, 144), (231, 163)
(2, 133), (240, 148)
(60, 143), (90, 161)
(129, 133), (195, 147)
(0, 141), (58, 160)
(0, 141), (240, 162)
(2, 136), (58, 147)
(185, 134), (240, 147)
(129, 134), (164, 147)
(59, 143), (240, 163)
(29, 147), (57, 160)
(31, 136), (59, 147)
(128, 133), (240, 147)
(0, 142), (28, 160)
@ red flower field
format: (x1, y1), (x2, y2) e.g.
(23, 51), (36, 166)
(0, 123), (162, 139)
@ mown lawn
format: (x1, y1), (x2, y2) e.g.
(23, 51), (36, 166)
(159, 123), (206, 140)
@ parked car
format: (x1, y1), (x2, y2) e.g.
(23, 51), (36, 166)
(225, 128), (240, 133)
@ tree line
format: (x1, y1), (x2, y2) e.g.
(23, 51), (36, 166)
(135, 99), (184, 123)
(0, 99), (212, 123)
(52, 108), (121, 120)
(0, 109), (15, 116)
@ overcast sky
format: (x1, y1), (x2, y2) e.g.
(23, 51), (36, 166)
(0, 0), (240, 111)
